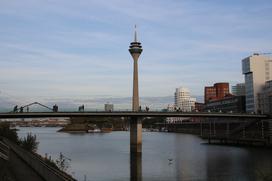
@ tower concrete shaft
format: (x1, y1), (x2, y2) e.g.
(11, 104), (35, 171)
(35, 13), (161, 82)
(132, 54), (140, 111)
(129, 26), (142, 112)
(129, 26), (143, 155)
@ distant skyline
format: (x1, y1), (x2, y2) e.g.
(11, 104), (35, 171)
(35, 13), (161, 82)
(0, 0), (272, 103)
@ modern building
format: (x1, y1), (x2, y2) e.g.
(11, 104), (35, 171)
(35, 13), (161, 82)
(242, 54), (272, 112)
(232, 83), (246, 96)
(215, 83), (229, 99)
(258, 80), (272, 114)
(104, 103), (114, 112)
(204, 95), (246, 113)
(204, 82), (229, 103)
(204, 86), (216, 104)
(174, 87), (196, 112)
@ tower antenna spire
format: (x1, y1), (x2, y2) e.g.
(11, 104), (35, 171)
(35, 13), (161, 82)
(134, 24), (137, 42)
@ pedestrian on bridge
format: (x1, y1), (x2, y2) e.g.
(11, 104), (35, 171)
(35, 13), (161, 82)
(53, 104), (58, 112)
(19, 107), (23, 113)
(13, 105), (18, 113)
(78, 105), (84, 112)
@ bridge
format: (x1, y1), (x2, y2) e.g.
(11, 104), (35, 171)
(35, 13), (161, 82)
(0, 111), (268, 119)
(0, 111), (270, 154)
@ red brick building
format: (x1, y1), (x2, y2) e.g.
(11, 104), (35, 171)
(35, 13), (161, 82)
(204, 82), (229, 103)
(204, 86), (216, 103)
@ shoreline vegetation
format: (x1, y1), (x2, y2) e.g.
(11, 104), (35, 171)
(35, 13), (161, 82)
(58, 116), (129, 133)
(58, 117), (165, 133)
(0, 122), (75, 180)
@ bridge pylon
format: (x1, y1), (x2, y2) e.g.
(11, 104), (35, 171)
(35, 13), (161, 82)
(269, 120), (272, 145)
(130, 117), (142, 154)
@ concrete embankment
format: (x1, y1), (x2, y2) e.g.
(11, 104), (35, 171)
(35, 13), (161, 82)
(163, 120), (272, 147)
(0, 137), (76, 181)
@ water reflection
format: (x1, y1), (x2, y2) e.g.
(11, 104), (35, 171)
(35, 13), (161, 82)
(17, 128), (272, 181)
(130, 153), (142, 181)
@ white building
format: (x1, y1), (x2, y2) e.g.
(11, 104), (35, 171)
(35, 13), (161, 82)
(242, 54), (272, 112)
(174, 87), (196, 112)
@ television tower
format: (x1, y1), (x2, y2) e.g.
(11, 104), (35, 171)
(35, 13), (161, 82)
(129, 25), (143, 111)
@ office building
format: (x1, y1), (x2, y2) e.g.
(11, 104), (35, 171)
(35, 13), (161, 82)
(175, 87), (196, 112)
(242, 54), (272, 112)
(204, 86), (216, 103)
(204, 82), (229, 103)
(204, 95), (246, 113)
(258, 80), (272, 114)
(232, 83), (245, 96)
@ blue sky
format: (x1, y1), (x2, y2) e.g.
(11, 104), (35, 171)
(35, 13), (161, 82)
(0, 0), (272, 104)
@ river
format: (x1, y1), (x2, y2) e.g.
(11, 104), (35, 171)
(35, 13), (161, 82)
(17, 127), (272, 181)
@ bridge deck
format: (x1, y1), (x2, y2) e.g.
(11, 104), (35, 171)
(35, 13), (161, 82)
(0, 112), (269, 119)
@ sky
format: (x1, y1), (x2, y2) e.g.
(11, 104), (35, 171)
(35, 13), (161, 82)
(0, 0), (272, 106)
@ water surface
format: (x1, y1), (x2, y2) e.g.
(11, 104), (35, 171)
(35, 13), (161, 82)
(18, 127), (272, 181)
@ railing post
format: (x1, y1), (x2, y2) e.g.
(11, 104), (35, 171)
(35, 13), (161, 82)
(243, 126), (246, 138)
(213, 120), (216, 136)
(200, 120), (203, 137)
(226, 122), (230, 138)
(209, 120), (212, 136)
(261, 120), (264, 139)
(208, 120), (211, 144)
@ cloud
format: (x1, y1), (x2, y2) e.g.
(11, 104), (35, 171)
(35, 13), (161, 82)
(0, 0), (271, 101)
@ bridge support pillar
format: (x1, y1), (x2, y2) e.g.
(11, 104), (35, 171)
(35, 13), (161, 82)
(200, 120), (203, 136)
(130, 151), (142, 181)
(130, 117), (142, 154)
(269, 120), (272, 145)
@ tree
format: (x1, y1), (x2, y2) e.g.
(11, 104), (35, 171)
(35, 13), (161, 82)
(0, 122), (19, 143)
(20, 133), (39, 152)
